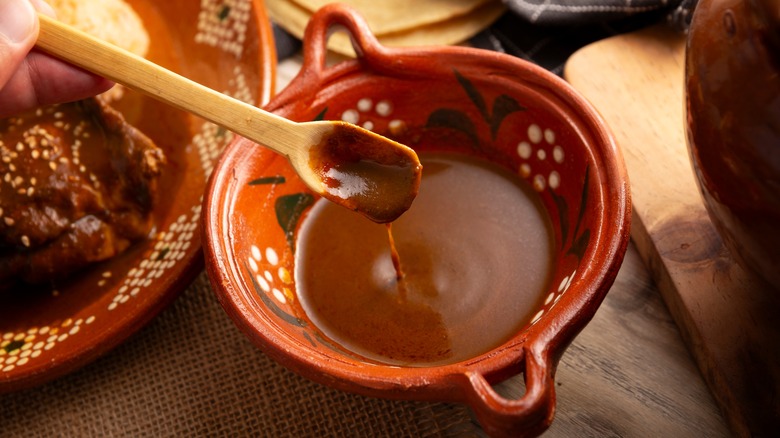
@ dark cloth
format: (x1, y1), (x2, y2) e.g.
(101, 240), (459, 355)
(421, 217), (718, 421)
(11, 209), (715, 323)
(273, 22), (302, 61)
(500, 0), (698, 29)
(470, 0), (698, 75)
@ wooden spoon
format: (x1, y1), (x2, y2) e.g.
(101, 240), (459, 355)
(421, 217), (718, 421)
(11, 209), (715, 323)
(34, 14), (421, 223)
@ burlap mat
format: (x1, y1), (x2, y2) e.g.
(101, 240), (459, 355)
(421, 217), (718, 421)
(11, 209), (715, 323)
(0, 273), (477, 436)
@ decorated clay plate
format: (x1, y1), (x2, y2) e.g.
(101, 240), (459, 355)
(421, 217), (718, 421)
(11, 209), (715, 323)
(0, 0), (275, 392)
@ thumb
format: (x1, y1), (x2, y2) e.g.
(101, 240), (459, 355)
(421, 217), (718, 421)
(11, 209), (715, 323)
(0, 0), (38, 89)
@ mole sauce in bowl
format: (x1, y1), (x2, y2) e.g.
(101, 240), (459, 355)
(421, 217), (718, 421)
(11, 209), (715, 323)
(203, 4), (631, 437)
(295, 152), (554, 367)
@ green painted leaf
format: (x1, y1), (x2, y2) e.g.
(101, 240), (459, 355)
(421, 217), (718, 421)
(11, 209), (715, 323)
(3, 340), (23, 353)
(313, 107), (327, 121)
(572, 165), (590, 241)
(551, 164), (591, 260)
(490, 94), (526, 139)
(249, 176), (286, 186)
(568, 228), (591, 260)
(155, 247), (170, 261)
(276, 193), (315, 249)
(426, 108), (479, 149)
(453, 71), (526, 141)
(218, 5), (230, 20)
(247, 264), (306, 327)
(455, 70), (489, 122)
(314, 331), (364, 360)
(302, 331), (317, 348)
(550, 190), (569, 250)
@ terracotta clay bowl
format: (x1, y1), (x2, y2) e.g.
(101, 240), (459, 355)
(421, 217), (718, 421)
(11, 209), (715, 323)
(203, 4), (630, 437)
(0, 0), (275, 392)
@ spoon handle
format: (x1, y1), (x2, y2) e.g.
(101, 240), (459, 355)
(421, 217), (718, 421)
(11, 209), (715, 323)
(35, 13), (303, 158)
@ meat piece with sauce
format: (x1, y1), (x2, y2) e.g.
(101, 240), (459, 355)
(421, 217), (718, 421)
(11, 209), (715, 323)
(0, 97), (165, 287)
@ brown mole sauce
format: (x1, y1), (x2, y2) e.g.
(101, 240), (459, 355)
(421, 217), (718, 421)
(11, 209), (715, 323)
(308, 122), (422, 224)
(295, 152), (554, 366)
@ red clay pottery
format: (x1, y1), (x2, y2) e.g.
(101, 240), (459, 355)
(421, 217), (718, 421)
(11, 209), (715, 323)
(685, 0), (780, 289)
(0, 0), (275, 392)
(203, 4), (631, 437)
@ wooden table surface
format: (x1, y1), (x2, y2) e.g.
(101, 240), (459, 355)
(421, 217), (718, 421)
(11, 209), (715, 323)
(565, 25), (779, 436)
(275, 54), (731, 437)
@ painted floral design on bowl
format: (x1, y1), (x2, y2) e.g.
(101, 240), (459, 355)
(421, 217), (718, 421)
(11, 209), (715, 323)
(238, 72), (590, 353)
(204, 5), (630, 437)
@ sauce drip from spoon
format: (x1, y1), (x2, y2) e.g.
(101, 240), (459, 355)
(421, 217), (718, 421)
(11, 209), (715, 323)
(308, 122), (422, 223)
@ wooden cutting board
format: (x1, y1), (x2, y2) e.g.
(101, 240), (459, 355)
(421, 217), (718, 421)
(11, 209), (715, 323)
(564, 25), (780, 437)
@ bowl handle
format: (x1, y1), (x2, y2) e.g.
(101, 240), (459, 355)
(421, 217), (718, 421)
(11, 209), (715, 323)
(300, 3), (395, 78)
(461, 344), (556, 437)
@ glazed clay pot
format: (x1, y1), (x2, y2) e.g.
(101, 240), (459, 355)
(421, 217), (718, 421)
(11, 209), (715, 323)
(203, 4), (631, 437)
(685, 0), (780, 289)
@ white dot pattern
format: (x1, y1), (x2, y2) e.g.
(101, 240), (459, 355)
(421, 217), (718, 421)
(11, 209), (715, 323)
(515, 123), (566, 192)
(517, 141), (532, 159)
(528, 124), (543, 143)
(272, 289), (286, 304)
(194, 0), (251, 58)
(0, 317), (92, 372)
(2, 0), (256, 375)
(553, 146), (565, 163)
(375, 100), (393, 116)
(549, 171), (561, 189)
(357, 98), (373, 112)
(544, 129), (555, 144)
(341, 109), (359, 124)
(248, 247), (294, 307)
(338, 98), (400, 135)
(109, 205), (201, 311)
(528, 268), (577, 328)
(511, 122), (578, 327)
(265, 248), (279, 266)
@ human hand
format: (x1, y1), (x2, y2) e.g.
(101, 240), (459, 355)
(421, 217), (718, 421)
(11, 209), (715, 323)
(0, 0), (112, 117)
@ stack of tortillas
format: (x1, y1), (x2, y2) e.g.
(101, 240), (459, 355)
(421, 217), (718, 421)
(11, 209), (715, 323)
(266, 0), (506, 56)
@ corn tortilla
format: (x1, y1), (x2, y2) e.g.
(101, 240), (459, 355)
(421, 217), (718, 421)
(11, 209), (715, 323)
(267, 0), (505, 56)
(289, 0), (493, 35)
